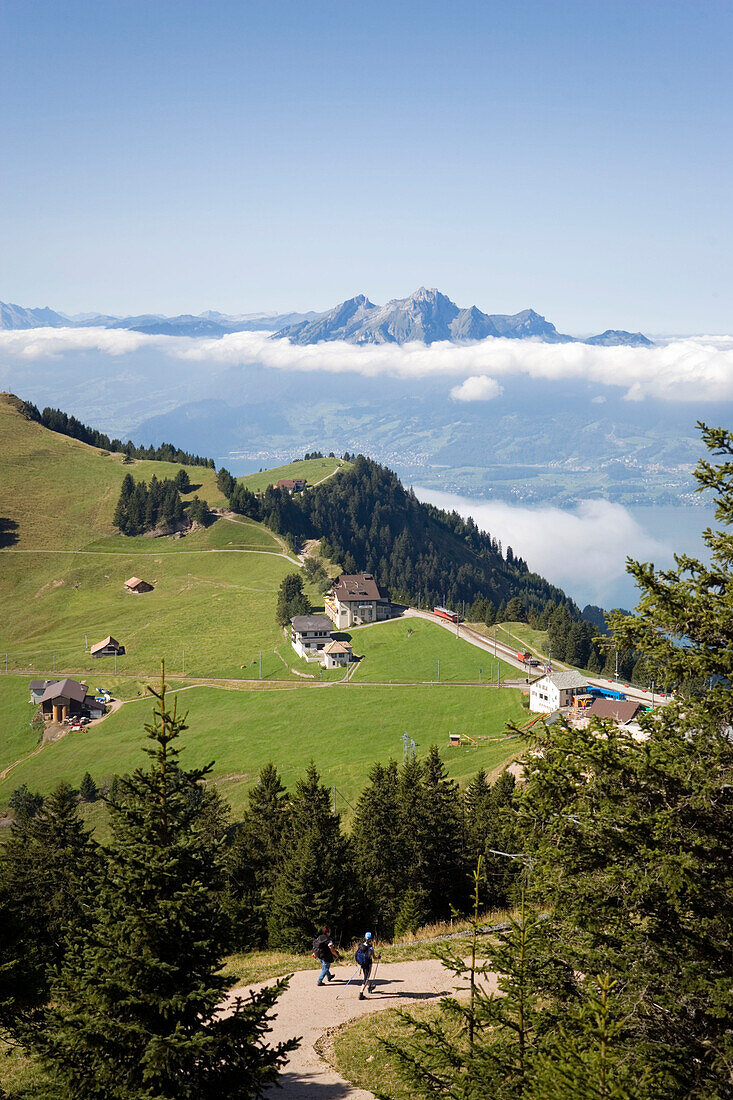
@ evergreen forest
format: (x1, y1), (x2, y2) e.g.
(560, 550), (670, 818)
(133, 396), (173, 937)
(113, 472), (210, 535)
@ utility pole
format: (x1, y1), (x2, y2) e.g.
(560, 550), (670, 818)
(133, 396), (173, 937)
(615, 648), (619, 679)
(332, 785), (336, 813)
(84, 633), (88, 651)
(400, 731), (411, 763)
(182, 649), (185, 676)
(494, 628), (497, 657)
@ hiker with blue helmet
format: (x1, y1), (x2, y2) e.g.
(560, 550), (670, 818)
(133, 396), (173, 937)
(355, 932), (378, 999)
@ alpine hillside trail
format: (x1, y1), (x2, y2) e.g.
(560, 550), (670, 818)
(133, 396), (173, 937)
(224, 957), (492, 1098)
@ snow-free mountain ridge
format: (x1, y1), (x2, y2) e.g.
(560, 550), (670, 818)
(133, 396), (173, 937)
(275, 287), (652, 347)
(0, 290), (652, 346)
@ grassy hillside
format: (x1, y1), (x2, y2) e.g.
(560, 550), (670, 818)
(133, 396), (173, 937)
(0, 396), (526, 817)
(239, 456), (342, 493)
(0, 394), (318, 678)
(0, 677), (526, 816)
(0, 393), (229, 551)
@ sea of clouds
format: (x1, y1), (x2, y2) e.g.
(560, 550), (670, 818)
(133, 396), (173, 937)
(2, 327), (733, 403)
(413, 488), (675, 609)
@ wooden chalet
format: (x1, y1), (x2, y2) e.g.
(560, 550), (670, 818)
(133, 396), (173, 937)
(124, 576), (153, 593)
(90, 635), (125, 659)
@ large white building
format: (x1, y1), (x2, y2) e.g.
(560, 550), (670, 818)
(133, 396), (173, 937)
(324, 573), (393, 629)
(529, 670), (588, 713)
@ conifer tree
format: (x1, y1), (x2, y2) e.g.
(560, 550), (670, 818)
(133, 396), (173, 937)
(174, 468), (190, 492)
(351, 760), (404, 937)
(8, 783), (43, 820)
(267, 763), (356, 949)
(528, 975), (648, 1100)
(419, 746), (467, 918)
(385, 883), (545, 1099)
(79, 771), (97, 802)
(513, 423), (733, 1094)
(0, 781), (98, 1035)
(393, 887), (428, 938)
(464, 768), (492, 866)
(275, 573), (310, 626)
(31, 668), (295, 1099)
(226, 763), (290, 948)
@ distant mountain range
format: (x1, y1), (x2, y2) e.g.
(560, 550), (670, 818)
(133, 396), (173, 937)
(275, 287), (652, 346)
(0, 301), (318, 336)
(0, 289), (652, 347)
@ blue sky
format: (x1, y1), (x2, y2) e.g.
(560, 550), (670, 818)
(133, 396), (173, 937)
(1, 0), (732, 332)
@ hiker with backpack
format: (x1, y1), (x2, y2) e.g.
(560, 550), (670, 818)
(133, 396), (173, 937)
(313, 925), (340, 986)
(355, 932), (378, 999)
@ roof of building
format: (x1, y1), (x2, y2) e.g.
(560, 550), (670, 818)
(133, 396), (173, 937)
(40, 678), (88, 704)
(539, 670), (589, 690)
(90, 636), (121, 655)
(324, 639), (352, 653)
(587, 698), (642, 724)
(83, 694), (106, 710)
(124, 576), (147, 588)
(277, 478), (307, 489)
(331, 573), (384, 602)
(291, 614), (333, 632)
(29, 679), (53, 691)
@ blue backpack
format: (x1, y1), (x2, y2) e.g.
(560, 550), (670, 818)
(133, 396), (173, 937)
(355, 941), (371, 966)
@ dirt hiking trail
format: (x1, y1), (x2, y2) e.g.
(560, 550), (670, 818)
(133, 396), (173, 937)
(226, 957), (496, 1098)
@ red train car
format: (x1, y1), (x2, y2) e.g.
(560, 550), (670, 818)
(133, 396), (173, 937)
(434, 606), (459, 623)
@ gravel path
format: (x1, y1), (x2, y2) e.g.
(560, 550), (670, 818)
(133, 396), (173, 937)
(226, 958), (489, 1099)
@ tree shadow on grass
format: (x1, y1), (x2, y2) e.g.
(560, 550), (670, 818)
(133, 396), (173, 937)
(0, 518), (19, 548)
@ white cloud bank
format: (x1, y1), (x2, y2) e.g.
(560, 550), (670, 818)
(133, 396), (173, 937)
(414, 487), (672, 608)
(450, 375), (503, 402)
(2, 327), (733, 402)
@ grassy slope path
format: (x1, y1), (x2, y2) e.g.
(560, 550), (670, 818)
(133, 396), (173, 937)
(225, 959), (491, 1099)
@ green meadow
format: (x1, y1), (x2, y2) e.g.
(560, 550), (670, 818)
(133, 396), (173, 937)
(0, 676), (527, 817)
(346, 618), (514, 683)
(0, 524), (316, 680)
(239, 456), (342, 493)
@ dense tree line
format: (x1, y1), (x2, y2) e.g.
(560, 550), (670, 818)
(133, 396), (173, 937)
(19, 399), (215, 466)
(113, 471), (210, 535)
(224, 747), (516, 950)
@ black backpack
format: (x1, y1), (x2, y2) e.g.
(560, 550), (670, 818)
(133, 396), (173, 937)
(312, 934), (330, 960)
(355, 941), (371, 966)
